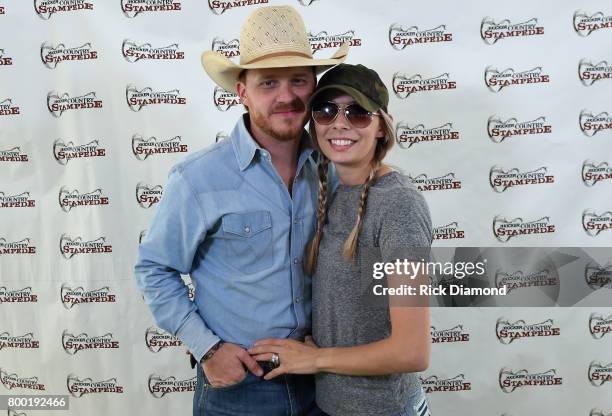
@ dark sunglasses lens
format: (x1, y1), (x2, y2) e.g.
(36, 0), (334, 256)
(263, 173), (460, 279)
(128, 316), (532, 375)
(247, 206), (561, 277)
(346, 104), (372, 128)
(312, 103), (338, 124)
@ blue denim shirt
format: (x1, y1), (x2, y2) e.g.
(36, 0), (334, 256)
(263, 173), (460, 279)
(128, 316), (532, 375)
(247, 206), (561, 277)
(135, 114), (319, 362)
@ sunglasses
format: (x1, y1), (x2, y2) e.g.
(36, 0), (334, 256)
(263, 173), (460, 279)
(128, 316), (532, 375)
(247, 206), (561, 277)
(311, 102), (380, 128)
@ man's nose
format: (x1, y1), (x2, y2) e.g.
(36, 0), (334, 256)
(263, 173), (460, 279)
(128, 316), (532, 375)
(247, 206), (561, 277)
(276, 81), (298, 103)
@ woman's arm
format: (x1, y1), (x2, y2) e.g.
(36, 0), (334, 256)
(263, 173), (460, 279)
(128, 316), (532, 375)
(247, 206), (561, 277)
(249, 272), (430, 379)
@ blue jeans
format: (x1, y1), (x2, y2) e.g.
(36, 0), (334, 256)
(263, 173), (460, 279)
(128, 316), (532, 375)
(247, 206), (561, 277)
(193, 363), (325, 416)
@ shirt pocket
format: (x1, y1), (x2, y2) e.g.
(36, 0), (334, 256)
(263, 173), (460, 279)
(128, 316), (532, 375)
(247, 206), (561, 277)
(221, 210), (274, 274)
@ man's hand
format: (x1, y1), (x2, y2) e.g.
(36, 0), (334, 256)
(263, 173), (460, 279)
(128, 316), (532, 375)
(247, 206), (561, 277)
(202, 342), (263, 387)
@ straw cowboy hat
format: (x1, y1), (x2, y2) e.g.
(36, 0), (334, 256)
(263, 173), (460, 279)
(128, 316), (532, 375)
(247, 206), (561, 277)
(201, 5), (349, 93)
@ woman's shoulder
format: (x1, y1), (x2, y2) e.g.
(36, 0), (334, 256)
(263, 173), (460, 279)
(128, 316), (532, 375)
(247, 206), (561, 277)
(371, 171), (426, 205)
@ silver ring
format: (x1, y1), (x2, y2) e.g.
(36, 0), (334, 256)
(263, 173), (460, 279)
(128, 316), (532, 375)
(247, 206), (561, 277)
(271, 353), (280, 368)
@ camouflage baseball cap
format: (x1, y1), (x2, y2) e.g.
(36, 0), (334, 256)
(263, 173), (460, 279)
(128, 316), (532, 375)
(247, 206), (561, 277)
(309, 63), (389, 113)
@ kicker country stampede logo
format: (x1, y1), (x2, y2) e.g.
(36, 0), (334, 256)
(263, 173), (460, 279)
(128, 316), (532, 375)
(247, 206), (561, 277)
(574, 11), (612, 37)
(590, 313), (612, 339)
(583, 210), (612, 236)
(122, 40), (184, 62)
(121, 0), (181, 17)
(580, 110), (612, 137)
(67, 375), (123, 397)
(0, 238), (36, 255)
(408, 172), (462, 191)
(0, 369), (45, 391)
(392, 72), (456, 99)
(582, 160), (612, 187)
(395, 122), (459, 149)
(47, 91), (102, 117)
(579, 59), (612, 86)
(589, 362), (612, 386)
(207, 0), (268, 15)
(585, 263), (612, 290)
(148, 374), (196, 398)
(420, 374), (471, 393)
(53, 139), (106, 165)
(388, 23), (452, 50)
(495, 318), (560, 344)
(0, 191), (35, 208)
(0, 48), (13, 65)
(499, 368), (562, 393)
(489, 166), (554, 192)
(430, 324), (470, 343)
(34, 0), (94, 20)
(132, 135), (188, 160)
(0, 147), (28, 162)
(62, 331), (119, 355)
(0, 286), (37, 303)
(0, 4), (4, 14)
(214, 86), (240, 111)
(136, 183), (163, 208)
(494, 268), (558, 293)
(308, 30), (362, 53)
(0, 98), (20, 116)
(432, 222), (465, 240)
(492, 215), (555, 242)
(59, 234), (113, 259)
(59, 187), (109, 212)
(40, 42), (98, 69)
(60, 284), (116, 309)
(480, 17), (544, 45)
(212, 37), (239, 58)
(590, 410), (612, 416)
(0, 332), (40, 350)
(484, 66), (550, 92)
(487, 116), (552, 142)
(126, 85), (186, 111)
(145, 327), (182, 352)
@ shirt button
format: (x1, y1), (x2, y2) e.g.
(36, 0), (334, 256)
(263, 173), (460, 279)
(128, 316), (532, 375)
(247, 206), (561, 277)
(295, 297), (301, 303)
(293, 258), (299, 264)
(244, 226), (251, 234)
(294, 218), (299, 224)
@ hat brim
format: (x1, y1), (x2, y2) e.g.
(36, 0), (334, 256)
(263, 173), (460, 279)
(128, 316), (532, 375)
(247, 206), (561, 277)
(201, 42), (349, 93)
(308, 85), (381, 113)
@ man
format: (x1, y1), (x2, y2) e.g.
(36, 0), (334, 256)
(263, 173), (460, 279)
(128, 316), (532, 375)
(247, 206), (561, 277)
(134, 5), (347, 415)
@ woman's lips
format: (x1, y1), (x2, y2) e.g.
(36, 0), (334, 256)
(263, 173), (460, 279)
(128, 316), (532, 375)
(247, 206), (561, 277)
(328, 138), (356, 152)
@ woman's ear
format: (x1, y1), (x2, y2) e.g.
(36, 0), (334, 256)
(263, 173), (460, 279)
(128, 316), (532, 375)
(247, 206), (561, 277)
(376, 121), (385, 139)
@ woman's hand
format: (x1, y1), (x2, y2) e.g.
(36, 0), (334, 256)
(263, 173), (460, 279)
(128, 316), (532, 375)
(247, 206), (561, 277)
(248, 336), (320, 380)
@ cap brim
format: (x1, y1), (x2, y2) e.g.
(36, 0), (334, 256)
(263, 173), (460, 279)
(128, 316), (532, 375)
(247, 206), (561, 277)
(308, 85), (380, 113)
(201, 42), (349, 93)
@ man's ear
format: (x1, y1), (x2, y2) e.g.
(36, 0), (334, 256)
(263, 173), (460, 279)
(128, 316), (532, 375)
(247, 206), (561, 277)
(236, 82), (248, 105)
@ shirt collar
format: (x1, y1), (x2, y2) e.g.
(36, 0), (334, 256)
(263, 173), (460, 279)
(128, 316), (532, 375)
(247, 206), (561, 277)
(231, 114), (316, 172)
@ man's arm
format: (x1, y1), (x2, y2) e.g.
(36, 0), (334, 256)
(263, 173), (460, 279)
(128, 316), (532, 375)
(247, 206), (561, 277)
(135, 166), (263, 385)
(134, 167), (219, 362)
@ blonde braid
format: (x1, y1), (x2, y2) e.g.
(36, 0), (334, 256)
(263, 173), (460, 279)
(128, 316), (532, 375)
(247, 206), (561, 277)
(304, 157), (329, 275)
(342, 160), (382, 260)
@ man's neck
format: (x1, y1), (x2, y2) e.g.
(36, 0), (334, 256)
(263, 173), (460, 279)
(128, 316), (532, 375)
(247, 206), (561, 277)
(246, 116), (302, 191)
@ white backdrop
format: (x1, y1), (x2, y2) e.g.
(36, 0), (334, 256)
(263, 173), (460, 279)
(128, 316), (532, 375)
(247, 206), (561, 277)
(1, 0), (612, 415)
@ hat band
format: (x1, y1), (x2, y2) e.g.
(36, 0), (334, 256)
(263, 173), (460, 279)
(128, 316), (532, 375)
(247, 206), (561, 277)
(242, 51), (313, 65)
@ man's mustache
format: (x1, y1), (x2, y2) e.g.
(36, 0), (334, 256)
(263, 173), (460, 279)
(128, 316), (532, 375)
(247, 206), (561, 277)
(271, 99), (307, 113)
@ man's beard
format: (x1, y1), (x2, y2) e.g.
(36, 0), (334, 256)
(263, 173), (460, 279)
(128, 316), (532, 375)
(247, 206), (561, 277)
(250, 99), (309, 142)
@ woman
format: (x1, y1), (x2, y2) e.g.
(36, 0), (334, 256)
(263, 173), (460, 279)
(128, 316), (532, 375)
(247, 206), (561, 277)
(249, 64), (433, 416)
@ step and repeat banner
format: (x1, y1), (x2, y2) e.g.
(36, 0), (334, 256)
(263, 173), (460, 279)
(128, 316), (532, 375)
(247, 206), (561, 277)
(1, 0), (612, 415)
